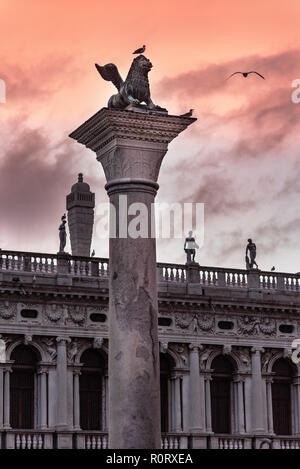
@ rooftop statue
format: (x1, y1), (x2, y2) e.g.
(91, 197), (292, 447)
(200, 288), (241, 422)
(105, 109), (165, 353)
(184, 231), (199, 264)
(95, 55), (166, 112)
(59, 214), (67, 253)
(245, 238), (259, 270)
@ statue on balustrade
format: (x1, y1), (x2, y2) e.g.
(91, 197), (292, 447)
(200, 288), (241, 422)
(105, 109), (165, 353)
(184, 231), (199, 264)
(95, 55), (167, 112)
(59, 214), (67, 253)
(245, 238), (259, 270)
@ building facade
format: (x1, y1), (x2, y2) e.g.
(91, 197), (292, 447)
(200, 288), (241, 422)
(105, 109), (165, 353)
(0, 178), (299, 450)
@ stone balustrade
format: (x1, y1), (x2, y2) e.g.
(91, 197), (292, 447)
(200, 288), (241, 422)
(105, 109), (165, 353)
(1, 430), (300, 449)
(1, 250), (300, 294)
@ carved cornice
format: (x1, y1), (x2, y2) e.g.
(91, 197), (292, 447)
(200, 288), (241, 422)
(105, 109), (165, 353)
(69, 108), (196, 153)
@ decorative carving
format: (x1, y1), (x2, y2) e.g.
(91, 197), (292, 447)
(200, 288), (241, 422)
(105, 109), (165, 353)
(0, 300), (16, 319)
(175, 314), (190, 329)
(237, 316), (276, 336)
(68, 305), (86, 324)
(24, 335), (32, 345)
(175, 312), (214, 333)
(199, 347), (215, 371)
(44, 304), (63, 322)
(223, 344), (232, 355)
(160, 342), (168, 354)
(169, 343), (188, 366)
(67, 339), (81, 362)
(196, 314), (214, 332)
(38, 337), (57, 361)
(93, 337), (104, 349)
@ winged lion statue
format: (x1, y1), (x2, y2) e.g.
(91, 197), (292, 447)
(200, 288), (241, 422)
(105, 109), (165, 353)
(95, 55), (165, 111)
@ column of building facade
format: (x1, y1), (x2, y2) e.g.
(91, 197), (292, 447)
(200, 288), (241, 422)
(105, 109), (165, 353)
(204, 373), (212, 433)
(265, 375), (274, 434)
(170, 372), (182, 432)
(233, 375), (246, 434)
(73, 367), (81, 430)
(56, 337), (71, 429)
(251, 347), (265, 433)
(189, 345), (204, 432)
(37, 365), (49, 430)
(0, 365), (3, 429)
(3, 364), (12, 429)
(293, 375), (300, 434)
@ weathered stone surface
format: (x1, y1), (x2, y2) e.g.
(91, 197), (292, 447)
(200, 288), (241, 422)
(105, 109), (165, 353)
(70, 108), (195, 448)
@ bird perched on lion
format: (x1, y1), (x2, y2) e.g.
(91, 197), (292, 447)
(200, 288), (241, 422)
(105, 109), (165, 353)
(95, 55), (164, 111)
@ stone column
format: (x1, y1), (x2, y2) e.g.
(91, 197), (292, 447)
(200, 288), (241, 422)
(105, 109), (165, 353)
(73, 368), (81, 430)
(38, 366), (48, 430)
(189, 345), (203, 432)
(204, 374), (212, 432)
(251, 347), (264, 433)
(0, 366), (3, 428)
(266, 376), (274, 434)
(3, 366), (12, 429)
(70, 108), (195, 448)
(56, 337), (70, 429)
(234, 375), (245, 434)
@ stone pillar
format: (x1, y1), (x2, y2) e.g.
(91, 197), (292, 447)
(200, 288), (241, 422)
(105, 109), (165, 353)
(0, 366), (3, 428)
(66, 173), (95, 257)
(73, 368), (81, 430)
(251, 347), (264, 433)
(70, 108), (195, 448)
(266, 376), (274, 434)
(189, 345), (203, 432)
(234, 376), (245, 434)
(174, 375), (182, 432)
(38, 366), (48, 429)
(56, 337), (70, 429)
(3, 366), (12, 429)
(204, 374), (212, 432)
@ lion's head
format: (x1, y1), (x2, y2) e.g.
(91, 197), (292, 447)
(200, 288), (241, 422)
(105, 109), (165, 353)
(127, 55), (153, 79)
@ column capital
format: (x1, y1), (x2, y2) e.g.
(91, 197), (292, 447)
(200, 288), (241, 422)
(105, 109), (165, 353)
(37, 366), (50, 375)
(188, 344), (203, 352)
(251, 346), (264, 354)
(56, 337), (71, 345)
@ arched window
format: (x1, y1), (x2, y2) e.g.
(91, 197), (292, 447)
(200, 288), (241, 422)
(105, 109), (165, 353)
(10, 344), (39, 429)
(79, 349), (107, 430)
(272, 358), (293, 435)
(160, 353), (175, 432)
(211, 355), (234, 434)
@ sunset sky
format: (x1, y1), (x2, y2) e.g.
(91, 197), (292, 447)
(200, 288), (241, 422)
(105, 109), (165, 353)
(1, 0), (300, 272)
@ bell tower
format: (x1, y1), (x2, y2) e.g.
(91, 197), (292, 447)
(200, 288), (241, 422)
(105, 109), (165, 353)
(66, 173), (95, 257)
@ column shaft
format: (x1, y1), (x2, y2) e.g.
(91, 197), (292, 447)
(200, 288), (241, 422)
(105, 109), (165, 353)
(205, 377), (212, 432)
(40, 371), (47, 429)
(73, 372), (80, 430)
(0, 368), (3, 428)
(189, 347), (203, 432)
(251, 348), (264, 433)
(56, 338), (69, 428)
(3, 369), (11, 429)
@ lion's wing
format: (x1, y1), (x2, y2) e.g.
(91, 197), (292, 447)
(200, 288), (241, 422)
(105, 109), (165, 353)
(95, 63), (124, 91)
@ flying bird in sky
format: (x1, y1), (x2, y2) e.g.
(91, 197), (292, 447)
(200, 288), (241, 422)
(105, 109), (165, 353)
(180, 109), (194, 117)
(227, 71), (265, 80)
(133, 45), (146, 54)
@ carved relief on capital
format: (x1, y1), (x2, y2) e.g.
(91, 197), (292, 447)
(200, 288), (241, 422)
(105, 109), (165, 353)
(99, 146), (165, 183)
(0, 300), (17, 320)
(199, 347), (216, 371)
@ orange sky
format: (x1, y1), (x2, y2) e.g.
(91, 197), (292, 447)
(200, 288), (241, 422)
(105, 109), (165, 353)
(1, 1), (300, 271)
